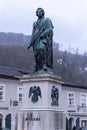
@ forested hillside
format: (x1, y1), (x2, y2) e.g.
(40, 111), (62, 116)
(0, 32), (30, 46)
(0, 32), (87, 85)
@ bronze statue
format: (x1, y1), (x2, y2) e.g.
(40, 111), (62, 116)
(28, 8), (54, 73)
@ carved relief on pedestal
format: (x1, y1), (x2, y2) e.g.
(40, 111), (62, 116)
(28, 86), (42, 103)
(51, 86), (59, 106)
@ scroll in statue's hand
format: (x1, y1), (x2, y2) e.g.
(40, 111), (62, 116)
(40, 33), (45, 39)
(27, 44), (31, 49)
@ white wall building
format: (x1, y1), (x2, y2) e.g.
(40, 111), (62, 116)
(61, 83), (87, 130)
(0, 66), (28, 130)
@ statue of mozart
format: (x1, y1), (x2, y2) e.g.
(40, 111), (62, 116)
(28, 8), (54, 73)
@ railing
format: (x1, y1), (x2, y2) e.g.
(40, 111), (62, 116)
(77, 105), (87, 113)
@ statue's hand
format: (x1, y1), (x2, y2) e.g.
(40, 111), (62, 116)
(27, 44), (31, 49)
(40, 33), (45, 39)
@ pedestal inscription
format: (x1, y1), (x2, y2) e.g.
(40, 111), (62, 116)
(18, 110), (65, 130)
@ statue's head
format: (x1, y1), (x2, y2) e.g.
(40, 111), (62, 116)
(36, 8), (45, 17)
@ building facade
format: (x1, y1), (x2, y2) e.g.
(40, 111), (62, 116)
(0, 66), (28, 130)
(0, 78), (23, 130)
(61, 83), (87, 130)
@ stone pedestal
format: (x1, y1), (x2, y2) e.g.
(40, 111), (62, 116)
(17, 74), (65, 130)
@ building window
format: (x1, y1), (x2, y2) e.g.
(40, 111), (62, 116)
(68, 92), (75, 106)
(17, 86), (23, 102)
(81, 120), (87, 127)
(0, 85), (5, 101)
(80, 93), (87, 106)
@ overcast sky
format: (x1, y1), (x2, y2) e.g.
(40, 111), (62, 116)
(0, 0), (87, 54)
